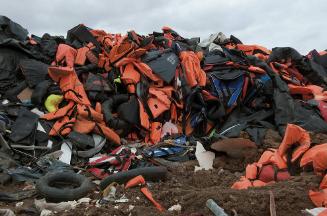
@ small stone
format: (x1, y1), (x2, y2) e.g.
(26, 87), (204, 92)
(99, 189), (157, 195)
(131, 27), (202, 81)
(15, 201), (24, 207)
(168, 204), (182, 212)
(128, 205), (134, 211)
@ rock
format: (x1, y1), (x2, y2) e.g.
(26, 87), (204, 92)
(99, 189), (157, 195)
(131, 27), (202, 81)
(168, 204), (182, 212)
(211, 138), (257, 158)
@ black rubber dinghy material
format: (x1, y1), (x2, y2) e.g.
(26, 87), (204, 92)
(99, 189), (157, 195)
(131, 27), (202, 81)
(99, 166), (167, 190)
(36, 172), (94, 202)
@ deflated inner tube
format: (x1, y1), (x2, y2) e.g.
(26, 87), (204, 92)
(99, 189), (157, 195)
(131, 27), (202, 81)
(99, 166), (167, 190)
(102, 94), (130, 130)
(36, 172), (94, 202)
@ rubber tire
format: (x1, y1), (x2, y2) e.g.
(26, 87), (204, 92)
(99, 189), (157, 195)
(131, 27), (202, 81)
(99, 166), (167, 190)
(36, 172), (94, 202)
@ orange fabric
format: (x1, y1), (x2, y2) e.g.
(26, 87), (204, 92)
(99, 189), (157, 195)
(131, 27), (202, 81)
(236, 44), (271, 55)
(126, 48), (147, 59)
(232, 121), (327, 208)
(116, 58), (161, 83)
(75, 46), (89, 65)
(258, 164), (290, 183)
(269, 62), (307, 85)
(125, 175), (165, 212)
(202, 90), (218, 101)
(108, 37), (135, 63)
(77, 105), (103, 123)
(314, 150), (327, 176)
(147, 88), (172, 118)
(48, 67), (90, 105)
(86, 50), (99, 65)
(149, 122), (162, 144)
(233, 124), (309, 191)
(140, 187), (165, 212)
(28, 37), (37, 45)
(301, 144), (327, 175)
(49, 115), (76, 136)
(288, 84), (327, 101)
(231, 176), (267, 190)
(134, 61), (161, 82)
(170, 103), (178, 123)
(254, 53), (269, 61)
(320, 175), (327, 190)
(310, 174), (327, 207)
(309, 188), (327, 207)
(231, 176), (253, 189)
(247, 65), (266, 74)
(55, 44), (77, 67)
(95, 102), (102, 113)
(180, 51), (206, 88)
(196, 51), (204, 61)
(245, 164), (258, 180)
(318, 209), (327, 216)
(73, 116), (95, 134)
(125, 175), (145, 189)
(96, 123), (121, 145)
(45, 66), (120, 145)
(42, 101), (75, 120)
(255, 148), (287, 169)
(277, 124), (311, 163)
(120, 63), (141, 93)
(252, 180), (268, 187)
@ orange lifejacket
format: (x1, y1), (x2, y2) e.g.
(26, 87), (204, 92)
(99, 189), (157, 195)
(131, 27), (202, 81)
(180, 51), (206, 88)
(47, 66), (90, 105)
(235, 44), (271, 56)
(54, 44), (77, 67)
(301, 144), (327, 175)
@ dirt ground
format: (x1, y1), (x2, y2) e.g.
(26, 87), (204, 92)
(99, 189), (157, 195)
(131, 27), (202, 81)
(1, 129), (327, 216)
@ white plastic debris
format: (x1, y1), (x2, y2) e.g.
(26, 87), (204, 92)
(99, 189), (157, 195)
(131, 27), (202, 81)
(37, 122), (53, 149)
(0, 209), (15, 216)
(102, 184), (117, 202)
(15, 201), (24, 207)
(161, 121), (178, 138)
(40, 209), (53, 216)
(35, 199), (79, 212)
(128, 205), (135, 211)
(198, 32), (227, 52)
(168, 204), (182, 212)
(93, 180), (101, 185)
(59, 141), (72, 164)
(206, 199), (228, 216)
(1, 100), (9, 105)
(77, 198), (91, 204)
(302, 207), (327, 216)
(31, 108), (44, 116)
(114, 195), (129, 203)
(194, 141), (215, 171)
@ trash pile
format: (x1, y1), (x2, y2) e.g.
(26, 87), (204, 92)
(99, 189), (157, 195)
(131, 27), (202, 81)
(1, 15), (327, 215)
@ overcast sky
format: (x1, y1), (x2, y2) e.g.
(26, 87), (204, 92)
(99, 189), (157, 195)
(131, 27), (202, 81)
(3, 0), (326, 54)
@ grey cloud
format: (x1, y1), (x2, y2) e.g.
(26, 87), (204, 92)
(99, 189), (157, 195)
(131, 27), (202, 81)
(2, 0), (326, 53)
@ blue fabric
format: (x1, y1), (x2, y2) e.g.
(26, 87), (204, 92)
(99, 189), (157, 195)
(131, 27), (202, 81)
(210, 75), (244, 107)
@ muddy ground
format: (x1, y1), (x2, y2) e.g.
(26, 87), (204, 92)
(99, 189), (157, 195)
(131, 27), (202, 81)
(1, 129), (327, 216)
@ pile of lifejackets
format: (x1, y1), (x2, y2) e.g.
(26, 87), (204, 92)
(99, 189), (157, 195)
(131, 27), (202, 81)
(26, 24), (327, 207)
(39, 25), (327, 147)
(232, 123), (327, 208)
